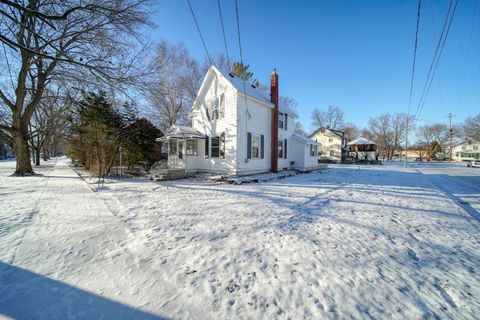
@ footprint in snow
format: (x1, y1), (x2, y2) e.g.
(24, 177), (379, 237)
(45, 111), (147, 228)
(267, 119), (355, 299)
(407, 248), (419, 262)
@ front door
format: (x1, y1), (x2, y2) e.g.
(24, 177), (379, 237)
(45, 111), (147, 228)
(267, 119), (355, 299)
(168, 139), (185, 168)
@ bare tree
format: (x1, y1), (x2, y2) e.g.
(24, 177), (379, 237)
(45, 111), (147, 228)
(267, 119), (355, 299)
(416, 124), (449, 158)
(28, 87), (71, 165)
(367, 113), (410, 160)
(147, 40), (203, 131)
(311, 105), (344, 130)
(341, 122), (360, 141)
(464, 113), (480, 141)
(0, 0), (151, 175)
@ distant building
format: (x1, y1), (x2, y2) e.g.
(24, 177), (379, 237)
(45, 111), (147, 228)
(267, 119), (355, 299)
(450, 138), (480, 161)
(308, 127), (348, 163)
(347, 137), (377, 162)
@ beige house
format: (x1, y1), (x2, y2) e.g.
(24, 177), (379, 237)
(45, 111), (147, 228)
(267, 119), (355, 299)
(309, 127), (348, 163)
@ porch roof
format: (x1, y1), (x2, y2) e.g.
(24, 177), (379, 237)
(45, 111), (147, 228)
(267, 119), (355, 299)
(156, 125), (206, 141)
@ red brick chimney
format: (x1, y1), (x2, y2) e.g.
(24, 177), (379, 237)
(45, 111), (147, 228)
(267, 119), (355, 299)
(270, 68), (279, 173)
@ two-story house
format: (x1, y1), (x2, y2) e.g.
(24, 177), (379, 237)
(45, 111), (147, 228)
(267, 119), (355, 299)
(450, 138), (480, 161)
(157, 65), (319, 176)
(308, 127), (348, 163)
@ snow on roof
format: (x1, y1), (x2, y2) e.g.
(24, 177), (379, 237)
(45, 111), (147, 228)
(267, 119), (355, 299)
(214, 66), (298, 118)
(292, 133), (321, 145)
(347, 137), (376, 145)
(156, 125), (205, 141)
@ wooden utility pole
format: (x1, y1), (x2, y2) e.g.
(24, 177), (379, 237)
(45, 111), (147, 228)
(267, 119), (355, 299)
(404, 117), (409, 168)
(447, 113), (455, 162)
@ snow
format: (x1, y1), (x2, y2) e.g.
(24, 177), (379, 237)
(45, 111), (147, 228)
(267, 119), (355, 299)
(214, 66), (298, 118)
(1, 158), (480, 319)
(292, 133), (320, 145)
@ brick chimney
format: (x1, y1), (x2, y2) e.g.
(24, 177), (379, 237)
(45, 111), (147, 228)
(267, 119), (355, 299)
(270, 68), (279, 173)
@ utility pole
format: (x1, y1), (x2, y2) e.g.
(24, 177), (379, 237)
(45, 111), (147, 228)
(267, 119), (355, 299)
(447, 113), (455, 162)
(404, 117), (409, 168)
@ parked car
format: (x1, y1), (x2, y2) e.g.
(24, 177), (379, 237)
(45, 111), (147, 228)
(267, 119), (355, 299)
(467, 160), (480, 168)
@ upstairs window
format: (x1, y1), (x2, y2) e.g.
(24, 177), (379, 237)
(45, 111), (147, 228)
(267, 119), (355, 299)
(328, 138), (333, 143)
(209, 94), (224, 121)
(279, 112), (284, 129)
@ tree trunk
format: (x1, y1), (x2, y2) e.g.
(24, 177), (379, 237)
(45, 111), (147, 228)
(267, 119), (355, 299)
(13, 131), (34, 176)
(42, 145), (48, 161)
(34, 147), (41, 166)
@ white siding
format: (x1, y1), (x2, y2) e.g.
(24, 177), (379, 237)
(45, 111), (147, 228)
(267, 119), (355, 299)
(236, 94), (272, 175)
(290, 139), (319, 172)
(188, 71), (238, 174)
(279, 113), (295, 170)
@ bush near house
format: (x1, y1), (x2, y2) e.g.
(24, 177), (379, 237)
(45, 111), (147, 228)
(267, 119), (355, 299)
(67, 92), (162, 175)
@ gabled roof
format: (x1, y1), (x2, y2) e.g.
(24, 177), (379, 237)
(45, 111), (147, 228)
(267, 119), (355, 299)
(347, 137), (376, 145)
(309, 127), (345, 139)
(292, 133), (321, 145)
(193, 65), (298, 118)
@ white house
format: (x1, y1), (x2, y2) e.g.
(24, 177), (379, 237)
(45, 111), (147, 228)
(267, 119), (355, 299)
(308, 127), (348, 163)
(157, 65), (319, 176)
(450, 138), (480, 161)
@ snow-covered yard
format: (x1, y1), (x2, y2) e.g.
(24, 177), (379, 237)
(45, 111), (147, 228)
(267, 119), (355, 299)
(1, 158), (479, 319)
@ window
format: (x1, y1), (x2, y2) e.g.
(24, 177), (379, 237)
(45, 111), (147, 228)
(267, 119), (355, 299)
(252, 135), (260, 158)
(328, 138), (333, 143)
(462, 146), (467, 150)
(220, 133), (225, 158)
(204, 136), (209, 158)
(279, 112), (284, 129)
(186, 140), (198, 156)
(178, 141), (183, 159)
(209, 94), (224, 121)
(330, 150), (334, 157)
(211, 136), (220, 157)
(278, 140), (284, 158)
(310, 145), (316, 156)
(474, 146), (479, 151)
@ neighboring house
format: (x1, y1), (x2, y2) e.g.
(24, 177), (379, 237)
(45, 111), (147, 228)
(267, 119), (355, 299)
(347, 137), (377, 162)
(157, 65), (320, 176)
(450, 138), (480, 161)
(308, 127), (348, 163)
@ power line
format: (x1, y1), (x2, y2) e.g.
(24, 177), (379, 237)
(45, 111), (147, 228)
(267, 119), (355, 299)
(234, 0), (252, 163)
(405, 0), (422, 168)
(217, 0), (231, 70)
(412, 0), (458, 125)
(458, 0), (477, 109)
(234, 0), (249, 110)
(407, 0), (422, 117)
(186, 0), (212, 65)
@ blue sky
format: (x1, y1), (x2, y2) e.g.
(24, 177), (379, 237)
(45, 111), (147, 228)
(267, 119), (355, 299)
(150, 0), (479, 133)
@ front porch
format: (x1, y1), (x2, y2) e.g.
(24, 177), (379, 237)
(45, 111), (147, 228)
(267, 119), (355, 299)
(153, 125), (206, 180)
